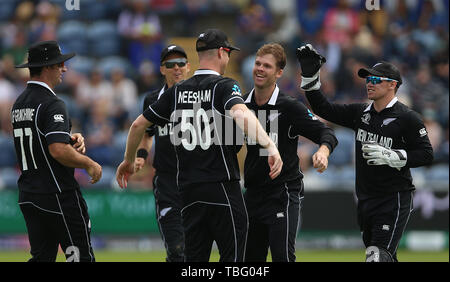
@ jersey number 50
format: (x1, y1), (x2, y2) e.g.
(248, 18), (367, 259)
(14, 127), (37, 171)
(180, 109), (212, 151)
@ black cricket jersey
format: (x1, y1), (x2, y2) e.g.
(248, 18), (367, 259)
(11, 82), (79, 194)
(142, 70), (245, 187)
(306, 90), (434, 200)
(143, 85), (177, 175)
(243, 86), (338, 189)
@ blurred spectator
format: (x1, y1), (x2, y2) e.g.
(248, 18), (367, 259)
(117, 0), (163, 70)
(434, 126), (449, 164)
(322, 0), (360, 49)
(75, 68), (114, 125)
(0, 63), (16, 134)
(422, 108), (443, 152)
(136, 60), (162, 94)
(29, 1), (59, 43)
(236, 1), (273, 58)
(412, 16), (446, 56)
(84, 101), (115, 166)
(109, 67), (138, 129)
(1, 27), (28, 67)
(358, 2), (388, 37)
(297, 0), (328, 39)
(409, 65), (447, 118)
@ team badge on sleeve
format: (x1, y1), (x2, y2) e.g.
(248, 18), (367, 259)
(232, 84), (241, 96)
(419, 128), (427, 137)
(53, 114), (65, 123)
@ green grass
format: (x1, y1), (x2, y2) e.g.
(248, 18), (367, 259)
(0, 249), (448, 262)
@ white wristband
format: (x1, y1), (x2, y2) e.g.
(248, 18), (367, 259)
(301, 71), (321, 90)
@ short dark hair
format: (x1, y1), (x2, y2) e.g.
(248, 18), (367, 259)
(256, 43), (286, 70)
(29, 67), (43, 77)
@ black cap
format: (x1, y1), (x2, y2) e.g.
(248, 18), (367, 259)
(16, 41), (75, 68)
(358, 62), (402, 86)
(160, 45), (187, 65)
(196, 28), (240, 52)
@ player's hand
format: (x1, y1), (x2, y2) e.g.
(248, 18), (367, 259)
(296, 44), (326, 91)
(86, 161), (102, 184)
(362, 143), (407, 171)
(267, 144), (283, 179)
(71, 133), (86, 154)
(116, 160), (134, 189)
(134, 157), (146, 173)
(312, 149), (329, 173)
(296, 44), (326, 77)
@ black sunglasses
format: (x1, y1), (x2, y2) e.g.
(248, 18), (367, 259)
(162, 59), (187, 68)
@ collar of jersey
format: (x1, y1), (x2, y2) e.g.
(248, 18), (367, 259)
(363, 96), (398, 112)
(27, 81), (56, 96)
(245, 84), (279, 106)
(157, 84), (168, 99)
(194, 69), (220, 76)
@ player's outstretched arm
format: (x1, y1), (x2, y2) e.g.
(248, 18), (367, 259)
(116, 114), (153, 188)
(230, 103), (283, 179)
(48, 142), (102, 184)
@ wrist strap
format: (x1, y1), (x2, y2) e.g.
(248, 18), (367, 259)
(301, 71), (321, 90)
(137, 149), (148, 160)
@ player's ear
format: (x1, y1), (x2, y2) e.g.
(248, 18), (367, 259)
(276, 67), (283, 79)
(160, 65), (166, 76)
(186, 62), (191, 73)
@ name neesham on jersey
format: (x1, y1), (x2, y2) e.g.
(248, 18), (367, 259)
(11, 108), (35, 123)
(356, 128), (393, 149)
(178, 90), (211, 104)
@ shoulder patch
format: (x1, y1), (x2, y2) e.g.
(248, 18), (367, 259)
(53, 114), (65, 123)
(419, 127), (427, 137)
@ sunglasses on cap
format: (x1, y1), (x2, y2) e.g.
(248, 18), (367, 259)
(162, 58), (187, 68)
(365, 76), (397, 85)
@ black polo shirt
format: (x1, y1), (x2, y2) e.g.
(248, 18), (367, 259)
(11, 82), (79, 194)
(243, 86), (338, 189)
(306, 90), (434, 200)
(142, 70), (245, 187)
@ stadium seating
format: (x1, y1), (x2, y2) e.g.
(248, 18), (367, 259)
(57, 20), (89, 56)
(48, 0), (83, 21)
(97, 56), (134, 79)
(87, 21), (120, 58)
(66, 55), (96, 76)
(0, 0), (17, 22)
(81, 0), (110, 21)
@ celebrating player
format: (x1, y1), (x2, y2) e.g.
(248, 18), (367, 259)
(297, 44), (434, 262)
(134, 45), (190, 262)
(243, 43), (338, 262)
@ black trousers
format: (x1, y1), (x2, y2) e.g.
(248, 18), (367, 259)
(153, 174), (184, 262)
(357, 190), (414, 261)
(244, 178), (304, 262)
(19, 189), (95, 262)
(180, 181), (248, 262)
